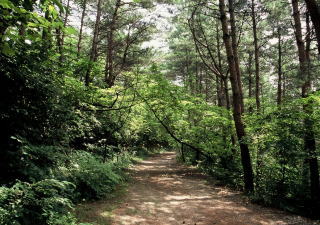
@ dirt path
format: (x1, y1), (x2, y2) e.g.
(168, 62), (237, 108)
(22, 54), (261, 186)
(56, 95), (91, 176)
(77, 152), (317, 225)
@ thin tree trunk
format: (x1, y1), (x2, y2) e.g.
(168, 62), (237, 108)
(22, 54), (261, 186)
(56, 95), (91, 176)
(251, 0), (260, 111)
(223, 77), (230, 111)
(196, 60), (200, 94)
(199, 68), (202, 94)
(216, 76), (223, 106)
(306, 13), (311, 63)
(56, 27), (63, 62)
(85, 0), (102, 86)
(216, 22), (226, 107)
(181, 143), (186, 162)
(42, 10), (52, 48)
(219, 0), (254, 193)
(291, 0), (320, 211)
(105, 0), (121, 88)
(248, 52), (253, 113)
(56, 0), (70, 63)
(205, 73), (209, 102)
(277, 26), (282, 106)
(251, 0), (263, 186)
(228, 0), (244, 113)
(282, 73), (286, 100)
(61, 0), (70, 48)
(77, 0), (87, 56)
(223, 75), (236, 154)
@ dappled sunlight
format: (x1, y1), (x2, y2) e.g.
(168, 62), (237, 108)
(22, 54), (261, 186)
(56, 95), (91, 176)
(117, 215), (147, 225)
(100, 211), (114, 218)
(75, 152), (316, 225)
(107, 152), (312, 225)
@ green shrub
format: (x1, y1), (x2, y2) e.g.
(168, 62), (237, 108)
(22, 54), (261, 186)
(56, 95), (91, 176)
(0, 148), (133, 225)
(54, 151), (125, 200)
(19, 144), (68, 182)
(0, 179), (77, 225)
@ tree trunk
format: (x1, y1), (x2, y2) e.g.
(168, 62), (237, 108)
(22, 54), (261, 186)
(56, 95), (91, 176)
(216, 76), (223, 107)
(223, 77), (230, 111)
(304, 0), (320, 55)
(248, 52), (253, 113)
(77, 0), (87, 56)
(105, 0), (121, 88)
(282, 74), (286, 100)
(251, 0), (260, 111)
(291, 0), (320, 211)
(205, 73), (209, 102)
(306, 13), (311, 63)
(56, 27), (63, 62)
(61, 0), (70, 48)
(228, 0), (244, 113)
(200, 67), (203, 94)
(56, 0), (70, 63)
(196, 60), (200, 94)
(277, 26), (282, 106)
(42, 10), (52, 48)
(85, 0), (102, 86)
(219, 0), (254, 193)
(181, 143), (186, 162)
(215, 22), (227, 107)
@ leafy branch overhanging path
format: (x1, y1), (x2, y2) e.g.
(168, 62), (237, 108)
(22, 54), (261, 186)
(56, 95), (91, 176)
(77, 152), (315, 225)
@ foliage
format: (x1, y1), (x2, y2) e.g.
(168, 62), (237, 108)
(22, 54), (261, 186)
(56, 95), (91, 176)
(0, 179), (77, 225)
(54, 151), (127, 200)
(244, 96), (320, 216)
(1, 0), (320, 222)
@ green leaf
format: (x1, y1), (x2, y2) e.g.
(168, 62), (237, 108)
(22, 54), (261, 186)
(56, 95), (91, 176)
(64, 27), (77, 35)
(0, 0), (14, 9)
(27, 22), (40, 28)
(1, 43), (15, 56)
(52, 0), (64, 13)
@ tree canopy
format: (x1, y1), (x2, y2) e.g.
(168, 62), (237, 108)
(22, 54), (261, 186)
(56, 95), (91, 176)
(1, 0), (320, 223)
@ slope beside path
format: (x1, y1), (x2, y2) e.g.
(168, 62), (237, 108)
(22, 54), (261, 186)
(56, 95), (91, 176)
(77, 152), (317, 225)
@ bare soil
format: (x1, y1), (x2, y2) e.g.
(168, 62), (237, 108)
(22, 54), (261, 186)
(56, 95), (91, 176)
(76, 152), (318, 225)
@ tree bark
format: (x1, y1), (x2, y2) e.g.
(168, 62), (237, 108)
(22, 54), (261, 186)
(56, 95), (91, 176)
(216, 76), (223, 106)
(61, 0), (70, 48)
(251, 0), (260, 111)
(291, 0), (320, 210)
(304, 0), (320, 55)
(277, 26), (282, 106)
(228, 0), (244, 113)
(56, 0), (70, 63)
(77, 0), (87, 56)
(105, 0), (121, 88)
(42, 10), (52, 48)
(219, 0), (254, 193)
(85, 0), (102, 86)
(248, 52), (253, 113)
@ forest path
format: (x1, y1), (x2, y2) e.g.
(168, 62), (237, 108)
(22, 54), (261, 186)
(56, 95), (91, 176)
(76, 152), (316, 225)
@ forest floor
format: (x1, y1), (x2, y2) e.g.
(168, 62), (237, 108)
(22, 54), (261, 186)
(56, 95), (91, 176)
(76, 152), (318, 225)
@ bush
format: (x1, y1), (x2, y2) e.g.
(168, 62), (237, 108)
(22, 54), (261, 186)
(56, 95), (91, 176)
(245, 100), (316, 215)
(0, 147), (134, 225)
(0, 179), (77, 225)
(54, 151), (126, 201)
(18, 144), (69, 182)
